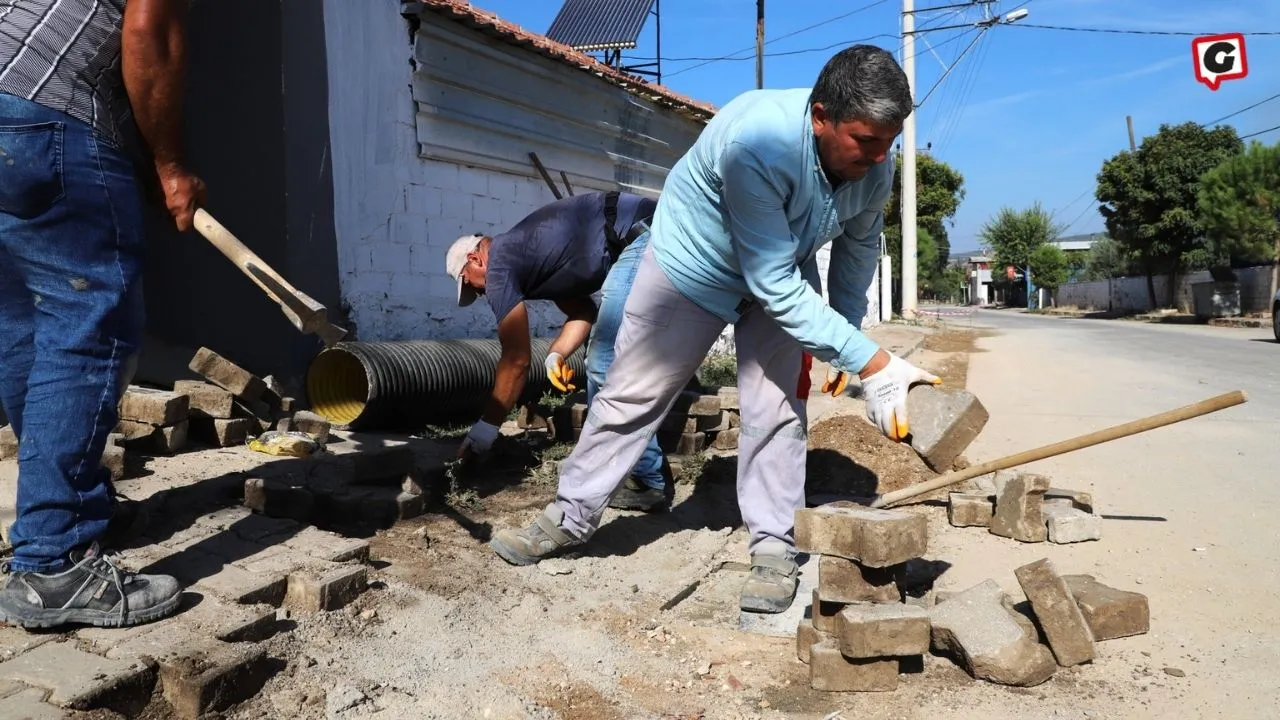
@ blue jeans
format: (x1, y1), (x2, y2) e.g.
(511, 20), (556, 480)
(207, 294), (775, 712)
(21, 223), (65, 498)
(586, 230), (666, 489)
(0, 93), (146, 573)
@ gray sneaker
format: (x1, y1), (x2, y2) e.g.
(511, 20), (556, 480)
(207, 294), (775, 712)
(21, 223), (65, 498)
(490, 503), (583, 566)
(0, 543), (182, 629)
(739, 554), (800, 613)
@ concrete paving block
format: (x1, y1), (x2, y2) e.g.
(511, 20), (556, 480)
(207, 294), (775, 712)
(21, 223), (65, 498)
(711, 427), (740, 450)
(810, 588), (846, 633)
(0, 625), (56, 663)
(158, 639), (273, 720)
(989, 472), (1051, 543)
(189, 347), (266, 401)
(145, 549), (287, 606)
(117, 419), (188, 455)
(948, 492), (994, 528)
(0, 424), (17, 460)
(172, 380), (234, 419)
(835, 602), (932, 659)
(795, 620), (833, 664)
(190, 417), (254, 448)
(100, 443), (126, 482)
(817, 555), (901, 604)
(0, 642), (154, 710)
(1044, 487), (1095, 514)
(658, 431), (705, 455)
(290, 411), (331, 444)
(284, 565), (368, 613)
(119, 386), (189, 426)
(1015, 558), (1096, 666)
(672, 391), (722, 417)
(193, 505), (301, 543)
(808, 639), (899, 692)
(929, 579), (1057, 687)
(904, 384), (989, 472)
(243, 477), (314, 522)
(0, 687), (68, 719)
(717, 386), (740, 411)
(1063, 575), (1150, 641)
(282, 527), (371, 563)
(795, 505), (928, 567)
(1042, 504), (1102, 544)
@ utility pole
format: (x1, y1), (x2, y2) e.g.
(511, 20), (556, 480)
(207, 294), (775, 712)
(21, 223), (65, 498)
(756, 0), (765, 89)
(900, 0), (918, 319)
(1126, 115), (1137, 152)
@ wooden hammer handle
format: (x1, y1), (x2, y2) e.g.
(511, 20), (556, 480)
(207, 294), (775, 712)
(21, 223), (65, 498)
(870, 389), (1248, 508)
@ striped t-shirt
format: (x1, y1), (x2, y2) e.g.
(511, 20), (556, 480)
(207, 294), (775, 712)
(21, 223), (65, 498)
(0, 0), (131, 147)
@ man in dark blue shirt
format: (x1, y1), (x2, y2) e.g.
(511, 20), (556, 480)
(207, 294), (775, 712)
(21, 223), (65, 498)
(445, 190), (668, 510)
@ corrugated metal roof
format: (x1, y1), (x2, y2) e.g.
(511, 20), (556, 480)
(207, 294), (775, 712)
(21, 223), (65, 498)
(404, 0), (715, 122)
(545, 0), (655, 52)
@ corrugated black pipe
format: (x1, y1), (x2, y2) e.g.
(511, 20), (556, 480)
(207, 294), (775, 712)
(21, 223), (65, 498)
(305, 338), (587, 431)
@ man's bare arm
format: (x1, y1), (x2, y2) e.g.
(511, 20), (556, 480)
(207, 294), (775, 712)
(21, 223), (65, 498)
(122, 0), (205, 231)
(548, 297), (598, 360)
(484, 302), (533, 426)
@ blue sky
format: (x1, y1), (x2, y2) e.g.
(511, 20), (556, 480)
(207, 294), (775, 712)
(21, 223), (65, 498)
(472, 0), (1280, 253)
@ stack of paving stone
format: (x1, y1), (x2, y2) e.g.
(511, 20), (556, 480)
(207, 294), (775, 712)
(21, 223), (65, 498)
(948, 469), (1101, 544)
(792, 503), (933, 692)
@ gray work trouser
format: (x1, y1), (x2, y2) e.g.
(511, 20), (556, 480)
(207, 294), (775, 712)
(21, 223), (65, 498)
(554, 245), (808, 558)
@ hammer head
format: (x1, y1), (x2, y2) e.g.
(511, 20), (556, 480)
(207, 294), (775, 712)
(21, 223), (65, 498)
(904, 384), (989, 473)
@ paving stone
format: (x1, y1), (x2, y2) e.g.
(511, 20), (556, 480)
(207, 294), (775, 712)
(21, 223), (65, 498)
(816, 555), (901, 604)
(658, 431), (705, 455)
(0, 424), (17, 460)
(194, 505), (302, 543)
(672, 391), (721, 417)
(119, 386), (189, 426)
(283, 526), (371, 563)
(117, 419), (188, 455)
(929, 579), (1057, 687)
(948, 492), (994, 528)
(189, 347), (266, 401)
(315, 445), (415, 485)
(290, 411), (331, 444)
(142, 548), (287, 606)
(172, 380), (234, 419)
(243, 478), (314, 522)
(809, 588), (846, 633)
(1015, 558), (1096, 666)
(1044, 487), (1095, 514)
(158, 639), (273, 720)
(515, 404), (548, 430)
(0, 642), (154, 710)
(400, 471), (427, 496)
(795, 620), (833, 664)
(808, 639), (899, 692)
(835, 602), (932, 659)
(284, 565), (368, 613)
(717, 386), (740, 411)
(795, 505), (928, 567)
(905, 385), (989, 472)
(989, 472), (1051, 543)
(1063, 575), (1150, 641)
(100, 443), (125, 482)
(190, 417), (254, 448)
(904, 588), (936, 609)
(711, 427), (739, 450)
(0, 687), (68, 719)
(0, 625), (55, 662)
(88, 600), (276, 662)
(569, 403), (589, 429)
(1042, 504), (1102, 544)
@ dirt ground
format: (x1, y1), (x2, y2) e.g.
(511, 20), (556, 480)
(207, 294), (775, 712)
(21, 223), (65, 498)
(26, 324), (1169, 719)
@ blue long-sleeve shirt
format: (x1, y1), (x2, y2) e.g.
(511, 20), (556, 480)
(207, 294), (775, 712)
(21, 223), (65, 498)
(649, 87), (893, 373)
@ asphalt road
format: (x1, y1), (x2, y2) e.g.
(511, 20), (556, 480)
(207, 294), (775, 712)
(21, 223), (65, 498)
(923, 306), (1280, 717)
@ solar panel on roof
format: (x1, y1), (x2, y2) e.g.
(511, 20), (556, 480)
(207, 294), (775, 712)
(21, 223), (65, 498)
(545, 0), (656, 52)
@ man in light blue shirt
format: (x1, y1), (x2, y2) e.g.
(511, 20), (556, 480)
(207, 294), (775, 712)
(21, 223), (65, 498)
(490, 45), (941, 613)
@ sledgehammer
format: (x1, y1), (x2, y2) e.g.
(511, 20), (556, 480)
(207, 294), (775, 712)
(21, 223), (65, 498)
(870, 389), (1247, 509)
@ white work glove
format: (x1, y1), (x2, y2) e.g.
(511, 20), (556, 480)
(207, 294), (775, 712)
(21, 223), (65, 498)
(459, 419), (501, 457)
(859, 354), (942, 442)
(544, 352), (576, 392)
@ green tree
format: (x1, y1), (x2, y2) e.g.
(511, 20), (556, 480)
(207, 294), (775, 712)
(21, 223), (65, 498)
(1082, 236), (1134, 280)
(977, 202), (1065, 270)
(916, 226), (940, 294)
(1197, 140), (1280, 299)
(1029, 244), (1069, 292)
(1096, 122), (1243, 308)
(883, 152), (966, 278)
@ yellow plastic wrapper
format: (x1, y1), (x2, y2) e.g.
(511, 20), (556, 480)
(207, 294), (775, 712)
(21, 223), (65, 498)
(248, 430), (319, 458)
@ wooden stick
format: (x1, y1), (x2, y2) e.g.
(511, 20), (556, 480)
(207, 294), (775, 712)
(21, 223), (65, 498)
(528, 152), (562, 200)
(870, 390), (1248, 508)
(559, 170), (574, 196)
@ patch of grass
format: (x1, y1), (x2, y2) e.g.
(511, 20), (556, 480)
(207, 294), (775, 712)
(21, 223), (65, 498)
(526, 441), (574, 487)
(445, 487), (483, 511)
(696, 353), (737, 388)
(419, 423), (470, 440)
(539, 391), (569, 411)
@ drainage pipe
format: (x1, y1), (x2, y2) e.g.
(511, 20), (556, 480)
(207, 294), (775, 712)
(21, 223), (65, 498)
(305, 338), (587, 431)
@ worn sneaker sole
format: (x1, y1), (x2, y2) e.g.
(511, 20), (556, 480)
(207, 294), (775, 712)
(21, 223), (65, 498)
(739, 592), (797, 614)
(607, 494), (669, 512)
(0, 591), (182, 629)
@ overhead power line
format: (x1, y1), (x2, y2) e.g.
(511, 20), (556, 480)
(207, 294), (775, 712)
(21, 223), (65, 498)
(1200, 92), (1280, 128)
(1241, 123), (1280, 140)
(1008, 23), (1280, 36)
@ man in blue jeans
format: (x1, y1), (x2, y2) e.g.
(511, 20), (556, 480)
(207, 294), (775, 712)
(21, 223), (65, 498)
(444, 190), (670, 510)
(0, 0), (206, 629)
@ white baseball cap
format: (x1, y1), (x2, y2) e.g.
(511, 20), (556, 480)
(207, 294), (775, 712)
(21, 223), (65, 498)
(445, 234), (486, 307)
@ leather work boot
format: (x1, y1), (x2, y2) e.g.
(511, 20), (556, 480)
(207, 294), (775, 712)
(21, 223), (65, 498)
(490, 503), (583, 566)
(607, 477), (669, 512)
(739, 554), (800, 613)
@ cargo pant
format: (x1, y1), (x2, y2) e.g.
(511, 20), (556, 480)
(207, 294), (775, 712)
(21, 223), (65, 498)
(554, 242), (810, 558)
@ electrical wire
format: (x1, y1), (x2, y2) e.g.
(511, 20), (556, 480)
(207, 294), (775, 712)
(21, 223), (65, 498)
(1200, 92), (1280, 128)
(1008, 23), (1280, 36)
(1240, 123), (1280, 140)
